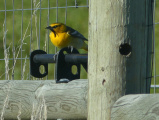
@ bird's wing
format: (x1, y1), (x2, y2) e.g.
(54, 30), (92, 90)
(66, 26), (88, 41)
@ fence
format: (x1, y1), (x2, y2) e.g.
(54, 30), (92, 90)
(0, 0), (88, 80)
(0, 0), (159, 91)
(0, 0), (159, 120)
(152, 0), (159, 93)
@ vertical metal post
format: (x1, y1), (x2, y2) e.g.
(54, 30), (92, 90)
(21, 0), (24, 79)
(4, 0), (7, 80)
(153, 0), (156, 93)
(47, 0), (50, 79)
(39, 0), (42, 49)
(54, 0), (58, 79)
(65, 0), (67, 24)
(12, 0), (15, 80)
(29, 0), (33, 80)
(47, 0), (50, 54)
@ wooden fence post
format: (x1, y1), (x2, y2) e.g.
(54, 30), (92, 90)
(88, 0), (153, 120)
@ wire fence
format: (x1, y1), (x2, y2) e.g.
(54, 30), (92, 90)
(0, 0), (89, 80)
(0, 0), (159, 93)
(151, 0), (159, 93)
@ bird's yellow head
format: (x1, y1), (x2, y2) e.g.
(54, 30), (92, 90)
(46, 23), (67, 37)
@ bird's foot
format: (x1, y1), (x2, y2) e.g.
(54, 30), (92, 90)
(53, 51), (60, 61)
(68, 46), (74, 53)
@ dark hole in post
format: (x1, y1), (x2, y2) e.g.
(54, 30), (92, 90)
(119, 43), (132, 56)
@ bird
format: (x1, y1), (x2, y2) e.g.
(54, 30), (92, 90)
(45, 23), (88, 51)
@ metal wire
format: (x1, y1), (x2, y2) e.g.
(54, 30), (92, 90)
(153, 0), (156, 93)
(56, 0), (58, 23)
(47, 0), (50, 54)
(0, 58), (29, 61)
(12, 0), (15, 80)
(47, 0), (50, 79)
(65, 0), (67, 24)
(21, 0), (24, 79)
(54, 0), (59, 79)
(87, 0), (89, 7)
(39, 0), (42, 49)
(4, 0), (7, 80)
(29, 0), (33, 80)
(75, 0), (78, 8)
(55, 0), (58, 53)
(0, 6), (88, 12)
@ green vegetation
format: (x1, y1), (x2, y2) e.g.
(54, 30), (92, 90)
(0, 0), (88, 80)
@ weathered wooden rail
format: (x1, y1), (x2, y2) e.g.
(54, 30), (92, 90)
(0, 80), (158, 120)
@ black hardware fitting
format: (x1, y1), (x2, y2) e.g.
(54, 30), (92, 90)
(30, 50), (48, 78)
(55, 48), (80, 83)
(30, 47), (88, 83)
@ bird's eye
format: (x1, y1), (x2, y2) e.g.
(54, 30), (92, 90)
(53, 25), (58, 28)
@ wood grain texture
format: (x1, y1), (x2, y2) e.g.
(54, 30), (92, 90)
(111, 94), (159, 120)
(88, 0), (127, 120)
(0, 80), (87, 120)
(0, 80), (159, 120)
(88, 0), (152, 120)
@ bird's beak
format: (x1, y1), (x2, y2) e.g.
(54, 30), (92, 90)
(45, 26), (52, 30)
(46, 26), (56, 37)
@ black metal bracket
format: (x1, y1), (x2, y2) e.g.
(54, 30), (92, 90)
(55, 48), (80, 83)
(30, 47), (87, 83)
(30, 50), (48, 78)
